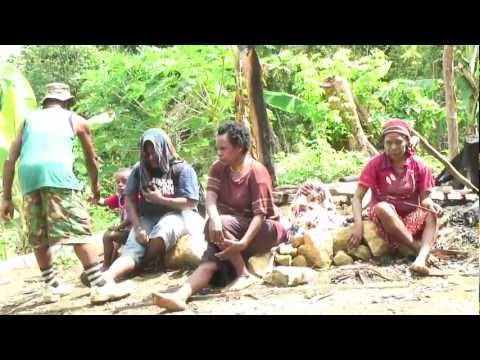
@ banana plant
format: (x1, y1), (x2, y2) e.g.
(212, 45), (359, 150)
(0, 63), (37, 172)
(0, 64), (37, 255)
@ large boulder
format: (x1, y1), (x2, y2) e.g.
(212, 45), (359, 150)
(292, 255), (308, 267)
(277, 243), (298, 256)
(362, 221), (389, 257)
(247, 251), (275, 278)
(348, 244), (371, 262)
(397, 243), (418, 258)
(275, 253), (292, 266)
(165, 234), (208, 270)
(333, 251), (354, 266)
(333, 226), (351, 253)
(333, 221), (388, 257)
(297, 228), (333, 269)
(290, 232), (305, 248)
(263, 266), (317, 287)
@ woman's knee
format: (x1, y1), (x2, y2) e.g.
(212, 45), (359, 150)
(374, 202), (395, 218)
(424, 213), (437, 227)
(198, 261), (219, 275)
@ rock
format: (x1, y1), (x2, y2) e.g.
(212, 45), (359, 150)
(297, 228), (333, 269)
(278, 243), (298, 256)
(263, 266), (317, 287)
(347, 244), (371, 262)
(165, 234), (208, 270)
(430, 191), (445, 202)
(292, 255), (308, 267)
(275, 253), (292, 266)
(247, 251), (275, 278)
(362, 221), (389, 257)
(333, 226), (352, 253)
(465, 193), (478, 202)
(290, 232), (305, 248)
(397, 243), (418, 258)
(446, 191), (463, 203)
(333, 251), (354, 266)
(442, 186), (453, 193)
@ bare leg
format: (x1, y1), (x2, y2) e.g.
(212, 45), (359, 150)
(152, 261), (219, 312)
(410, 213), (437, 275)
(102, 231), (118, 271)
(74, 243), (101, 268)
(143, 236), (166, 265)
(34, 246), (53, 270)
(103, 256), (136, 282)
(374, 202), (416, 248)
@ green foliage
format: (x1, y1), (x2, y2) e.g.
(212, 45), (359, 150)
(75, 45), (236, 194)
(0, 64), (37, 260)
(263, 48), (392, 148)
(89, 206), (118, 234)
(378, 78), (446, 147)
(12, 45), (101, 102)
(0, 63), (37, 167)
(275, 138), (369, 186)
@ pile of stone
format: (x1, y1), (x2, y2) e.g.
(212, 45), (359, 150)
(274, 220), (389, 269)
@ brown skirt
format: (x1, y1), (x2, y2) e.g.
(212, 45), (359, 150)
(201, 214), (286, 285)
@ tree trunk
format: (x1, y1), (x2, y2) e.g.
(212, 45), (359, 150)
(323, 77), (378, 157)
(442, 45), (460, 159)
(239, 46), (277, 185)
(232, 46), (249, 128)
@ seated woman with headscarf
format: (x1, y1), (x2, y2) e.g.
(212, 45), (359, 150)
(152, 121), (287, 312)
(349, 119), (442, 275)
(92, 128), (203, 304)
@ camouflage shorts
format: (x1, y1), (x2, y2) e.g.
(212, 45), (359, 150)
(23, 188), (93, 248)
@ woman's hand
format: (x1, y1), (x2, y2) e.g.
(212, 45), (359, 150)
(348, 222), (363, 250)
(142, 189), (165, 204)
(209, 217), (225, 246)
(215, 239), (247, 260)
(1, 200), (14, 221)
(135, 227), (149, 245)
(427, 202), (444, 217)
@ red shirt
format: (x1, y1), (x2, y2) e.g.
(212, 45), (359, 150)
(359, 153), (434, 216)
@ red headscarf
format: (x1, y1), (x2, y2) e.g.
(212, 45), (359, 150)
(382, 119), (412, 140)
(382, 119), (416, 156)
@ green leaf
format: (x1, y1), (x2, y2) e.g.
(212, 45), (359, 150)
(264, 90), (313, 116)
(0, 64), (37, 177)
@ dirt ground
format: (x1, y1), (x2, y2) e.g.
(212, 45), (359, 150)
(0, 205), (478, 315)
(0, 251), (478, 315)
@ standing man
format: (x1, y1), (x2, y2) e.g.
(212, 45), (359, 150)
(1, 83), (129, 303)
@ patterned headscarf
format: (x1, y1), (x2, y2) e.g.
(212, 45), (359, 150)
(139, 128), (180, 193)
(383, 119), (416, 156)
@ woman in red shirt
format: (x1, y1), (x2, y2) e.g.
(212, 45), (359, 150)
(350, 119), (442, 275)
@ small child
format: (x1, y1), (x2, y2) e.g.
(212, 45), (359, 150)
(100, 168), (133, 271)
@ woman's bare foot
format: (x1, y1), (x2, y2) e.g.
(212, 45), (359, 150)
(409, 260), (430, 276)
(223, 274), (258, 292)
(152, 292), (187, 312)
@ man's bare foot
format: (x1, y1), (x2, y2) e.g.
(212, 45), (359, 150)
(152, 292), (187, 312)
(409, 261), (430, 276)
(223, 274), (258, 292)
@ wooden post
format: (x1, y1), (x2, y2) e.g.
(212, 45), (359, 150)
(442, 45), (460, 159)
(239, 46), (277, 185)
(323, 77), (378, 157)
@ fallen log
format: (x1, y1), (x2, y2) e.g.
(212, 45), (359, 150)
(410, 128), (479, 194)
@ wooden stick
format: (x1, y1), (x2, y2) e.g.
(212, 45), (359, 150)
(410, 128), (479, 194)
(403, 201), (439, 215)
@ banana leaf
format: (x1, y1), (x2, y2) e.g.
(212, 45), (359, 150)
(0, 64), (37, 175)
(263, 90), (315, 118)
